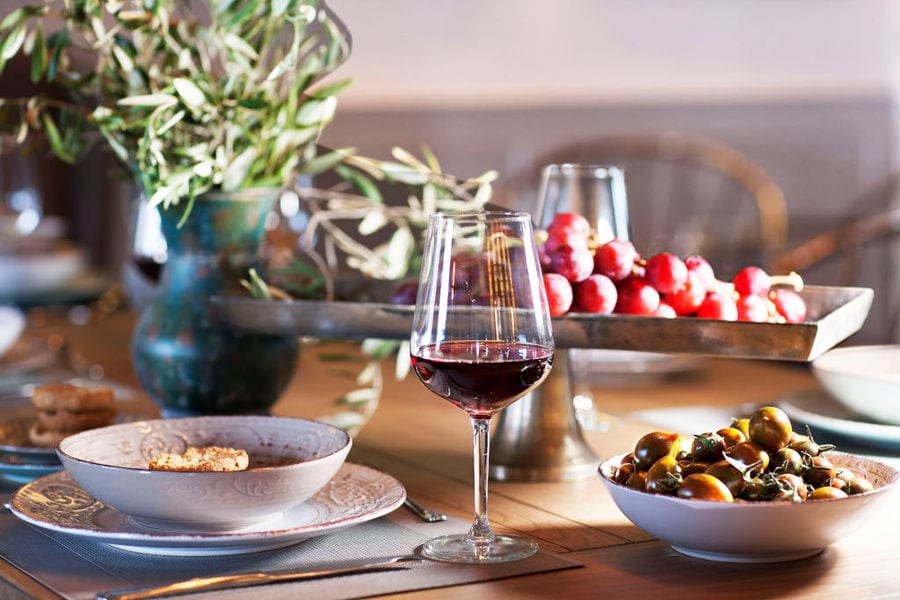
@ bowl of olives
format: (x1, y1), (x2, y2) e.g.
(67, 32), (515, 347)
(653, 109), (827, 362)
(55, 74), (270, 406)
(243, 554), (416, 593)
(598, 406), (900, 562)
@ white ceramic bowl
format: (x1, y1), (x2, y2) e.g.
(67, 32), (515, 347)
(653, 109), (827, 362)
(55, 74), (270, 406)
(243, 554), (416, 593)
(812, 345), (900, 425)
(598, 451), (899, 562)
(0, 245), (85, 297)
(57, 416), (351, 532)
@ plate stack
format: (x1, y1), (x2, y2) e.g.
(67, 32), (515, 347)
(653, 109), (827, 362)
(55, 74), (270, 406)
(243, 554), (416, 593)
(778, 345), (900, 451)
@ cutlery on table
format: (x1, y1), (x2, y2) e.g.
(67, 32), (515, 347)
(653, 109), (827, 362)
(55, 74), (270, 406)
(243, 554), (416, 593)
(357, 463), (447, 523)
(403, 497), (447, 522)
(95, 556), (421, 600)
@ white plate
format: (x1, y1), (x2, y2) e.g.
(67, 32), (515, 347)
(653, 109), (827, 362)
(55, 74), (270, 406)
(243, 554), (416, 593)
(569, 349), (703, 387)
(0, 246), (86, 297)
(778, 389), (900, 451)
(10, 463), (405, 556)
(812, 345), (900, 425)
(0, 335), (57, 379)
(0, 457), (61, 483)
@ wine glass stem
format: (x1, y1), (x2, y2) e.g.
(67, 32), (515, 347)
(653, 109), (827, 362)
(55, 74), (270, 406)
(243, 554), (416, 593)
(468, 416), (495, 542)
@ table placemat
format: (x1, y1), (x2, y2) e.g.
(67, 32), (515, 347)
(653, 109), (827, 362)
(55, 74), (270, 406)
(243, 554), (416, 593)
(0, 482), (581, 600)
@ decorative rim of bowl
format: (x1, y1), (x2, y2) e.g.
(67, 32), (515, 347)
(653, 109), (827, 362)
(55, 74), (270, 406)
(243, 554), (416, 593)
(56, 415), (352, 474)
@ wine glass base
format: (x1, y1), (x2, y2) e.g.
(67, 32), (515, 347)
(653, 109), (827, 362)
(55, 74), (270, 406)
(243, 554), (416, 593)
(420, 534), (539, 564)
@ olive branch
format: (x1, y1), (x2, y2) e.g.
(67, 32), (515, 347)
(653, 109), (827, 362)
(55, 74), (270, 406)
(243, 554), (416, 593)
(0, 0), (350, 213)
(242, 146), (496, 432)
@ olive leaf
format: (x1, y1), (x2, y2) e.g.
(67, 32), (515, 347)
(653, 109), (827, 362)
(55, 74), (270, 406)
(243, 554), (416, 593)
(0, 0), (352, 211)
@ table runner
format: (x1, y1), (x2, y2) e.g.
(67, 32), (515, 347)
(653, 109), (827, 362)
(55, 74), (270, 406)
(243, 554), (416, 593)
(0, 483), (581, 600)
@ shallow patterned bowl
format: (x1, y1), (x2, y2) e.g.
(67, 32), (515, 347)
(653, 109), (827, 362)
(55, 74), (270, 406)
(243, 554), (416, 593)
(812, 345), (900, 425)
(598, 451), (899, 563)
(57, 416), (351, 532)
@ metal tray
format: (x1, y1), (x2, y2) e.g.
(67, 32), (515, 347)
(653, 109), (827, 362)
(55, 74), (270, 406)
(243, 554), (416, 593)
(212, 285), (873, 362)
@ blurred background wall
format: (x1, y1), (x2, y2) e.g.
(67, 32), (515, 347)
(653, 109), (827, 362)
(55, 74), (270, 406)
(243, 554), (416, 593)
(322, 0), (899, 242)
(318, 0), (900, 341)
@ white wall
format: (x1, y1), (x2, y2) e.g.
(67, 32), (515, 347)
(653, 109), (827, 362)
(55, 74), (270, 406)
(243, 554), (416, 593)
(328, 0), (898, 109)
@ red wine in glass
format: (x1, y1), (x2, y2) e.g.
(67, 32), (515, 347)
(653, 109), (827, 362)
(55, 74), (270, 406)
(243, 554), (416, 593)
(132, 255), (164, 283)
(411, 341), (553, 418)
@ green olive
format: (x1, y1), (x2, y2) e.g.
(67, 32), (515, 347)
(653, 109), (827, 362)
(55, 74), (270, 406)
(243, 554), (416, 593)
(704, 460), (746, 497)
(845, 476), (875, 495)
(645, 455), (682, 495)
(716, 427), (746, 448)
(676, 474), (734, 502)
(691, 432), (726, 463)
(730, 417), (750, 438)
(633, 431), (681, 471)
(748, 406), (792, 452)
(809, 486), (848, 500)
(727, 441), (770, 474)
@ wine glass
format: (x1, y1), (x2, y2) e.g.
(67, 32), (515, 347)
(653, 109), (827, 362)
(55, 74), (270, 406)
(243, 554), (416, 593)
(535, 163), (630, 244)
(0, 135), (43, 245)
(410, 211), (554, 563)
(535, 164), (630, 430)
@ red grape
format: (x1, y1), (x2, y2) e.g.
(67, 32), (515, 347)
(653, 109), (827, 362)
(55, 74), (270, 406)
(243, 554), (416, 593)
(685, 255), (716, 288)
(736, 294), (770, 322)
(573, 274), (617, 314)
(543, 273), (573, 317)
(594, 239), (638, 282)
(663, 270), (707, 316)
(654, 301), (677, 318)
(645, 253), (688, 295)
(547, 212), (592, 239)
(615, 277), (660, 315)
(534, 222), (807, 324)
(697, 291), (738, 321)
(550, 243), (594, 283)
(733, 266), (771, 297)
(545, 212), (591, 253)
(390, 280), (419, 305)
(771, 288), (807, 323)
(451, 254), (484, 291)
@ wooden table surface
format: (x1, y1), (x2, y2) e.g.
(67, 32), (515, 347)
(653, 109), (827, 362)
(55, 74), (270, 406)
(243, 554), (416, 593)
(3, 309), (899, 599)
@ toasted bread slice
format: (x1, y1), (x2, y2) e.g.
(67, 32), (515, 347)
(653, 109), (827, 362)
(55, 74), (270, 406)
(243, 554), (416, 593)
(148, 446), (250, 472)
(35, 408), (116, 432)
(27, 422), (68, 448)
(32, 383), (114, 412)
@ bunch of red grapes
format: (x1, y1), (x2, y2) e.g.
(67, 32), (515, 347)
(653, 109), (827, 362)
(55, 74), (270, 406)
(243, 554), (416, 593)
(540, 212), (807, 323)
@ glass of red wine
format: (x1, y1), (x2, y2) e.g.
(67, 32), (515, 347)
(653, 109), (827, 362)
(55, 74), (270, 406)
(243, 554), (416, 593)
(410, 211), (555, 563)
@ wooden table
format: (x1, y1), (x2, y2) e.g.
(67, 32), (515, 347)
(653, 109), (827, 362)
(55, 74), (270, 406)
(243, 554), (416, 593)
(3, 310), (899, 599)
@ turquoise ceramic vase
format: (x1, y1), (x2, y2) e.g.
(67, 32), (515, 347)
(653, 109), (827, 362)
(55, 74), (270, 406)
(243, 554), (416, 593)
(131, 188), (299, 416)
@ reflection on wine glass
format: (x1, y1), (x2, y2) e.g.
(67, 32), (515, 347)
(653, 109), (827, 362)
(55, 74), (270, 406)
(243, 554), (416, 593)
(410, 211), (554, 563)
(122, 187), (167, 313)
(0, 136), (43, 241)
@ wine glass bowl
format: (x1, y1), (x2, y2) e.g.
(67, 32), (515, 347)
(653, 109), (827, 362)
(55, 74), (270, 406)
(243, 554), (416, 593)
(410, 211), (554, 563)
(0, 136), (43, 244)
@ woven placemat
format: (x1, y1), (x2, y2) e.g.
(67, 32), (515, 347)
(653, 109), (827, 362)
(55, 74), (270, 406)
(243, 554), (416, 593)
(0, 481), (581, 600)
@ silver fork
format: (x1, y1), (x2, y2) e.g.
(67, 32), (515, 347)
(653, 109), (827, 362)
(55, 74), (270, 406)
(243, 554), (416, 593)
(403, 497), (447, 523)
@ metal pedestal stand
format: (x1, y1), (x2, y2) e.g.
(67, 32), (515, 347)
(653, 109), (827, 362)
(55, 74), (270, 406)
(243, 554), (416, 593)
(489, 351), (600, 482)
